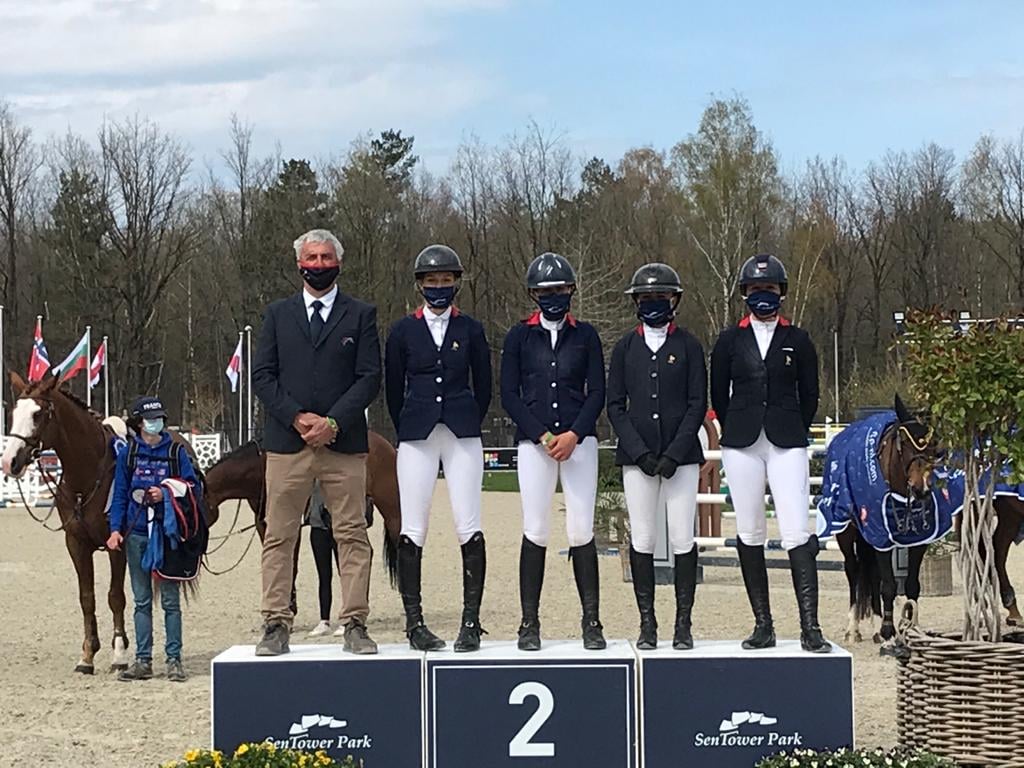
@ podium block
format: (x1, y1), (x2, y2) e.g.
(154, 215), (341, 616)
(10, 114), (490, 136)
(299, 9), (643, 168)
(640, 640), (853, 768)
(426, 640), (636, 768)
(211, 645), (423, 766)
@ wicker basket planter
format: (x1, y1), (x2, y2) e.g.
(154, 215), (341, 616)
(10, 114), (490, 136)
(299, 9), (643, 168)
(897, 628), (1024, 766)
(919, 553), (955, 597)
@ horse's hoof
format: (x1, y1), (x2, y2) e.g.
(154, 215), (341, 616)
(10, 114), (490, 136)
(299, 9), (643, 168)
(110, 663), (128, 672)
(74, 664), (94, 675)
(873, 632), (883, 644)
(878, 643), (897, 658)
(1008, 616), (1022, 627)
(844, 631), (863, 643)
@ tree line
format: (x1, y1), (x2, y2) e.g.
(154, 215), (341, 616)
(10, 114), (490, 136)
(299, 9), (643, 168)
(1, 96), (1022, 445)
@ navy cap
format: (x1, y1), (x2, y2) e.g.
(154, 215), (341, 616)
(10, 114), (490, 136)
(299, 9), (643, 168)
(130, 396), (166, 419)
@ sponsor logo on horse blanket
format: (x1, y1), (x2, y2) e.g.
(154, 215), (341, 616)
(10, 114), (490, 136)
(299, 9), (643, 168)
(816, 411), (963, 551)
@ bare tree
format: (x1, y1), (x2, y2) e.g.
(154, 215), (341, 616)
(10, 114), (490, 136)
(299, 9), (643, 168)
(99, 116), (198, 397)
(671, 96), (781, 330)
(0, 102), (42, 341)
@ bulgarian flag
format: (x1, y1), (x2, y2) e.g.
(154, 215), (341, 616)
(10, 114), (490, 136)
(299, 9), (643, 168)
(89, 339), (107, 388)
(225, 336), (243, 392)
(55, 331), (90, 381)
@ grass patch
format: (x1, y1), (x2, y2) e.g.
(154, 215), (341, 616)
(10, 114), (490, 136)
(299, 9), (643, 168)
(482, 471), (520, 492)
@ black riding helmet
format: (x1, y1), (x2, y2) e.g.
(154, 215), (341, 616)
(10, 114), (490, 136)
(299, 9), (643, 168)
(526, 252), (576, 290)
(624, 263), (683, 295)
(738, 254), (788, 296)
(414, 244), (463, 278)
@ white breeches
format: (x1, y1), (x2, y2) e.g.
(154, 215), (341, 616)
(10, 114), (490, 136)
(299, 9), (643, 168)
(622, 463), (700, 555)
(397, 424), (483, 547)
(721, 430), (811, 550)
(517, 436), (598, 548)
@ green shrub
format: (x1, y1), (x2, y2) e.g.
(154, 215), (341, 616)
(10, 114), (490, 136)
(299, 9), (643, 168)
(161, 743), (359, 768)
(756, 746), (957, 767)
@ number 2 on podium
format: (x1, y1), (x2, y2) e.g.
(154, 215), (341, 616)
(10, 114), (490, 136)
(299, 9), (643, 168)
(508, 682), (555, 758)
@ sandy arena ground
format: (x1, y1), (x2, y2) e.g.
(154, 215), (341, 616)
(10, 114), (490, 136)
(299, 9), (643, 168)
(1, 484), (1015, 767)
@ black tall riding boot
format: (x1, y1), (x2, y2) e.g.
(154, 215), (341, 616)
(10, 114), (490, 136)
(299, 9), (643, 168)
(571, 539), (607, 650)
(788, 535), (832, 653)
(397, 535), (445, 651)
(630, 547), (657, 650)
(673, 548), (699, 650)
(736, 536), (776, 649)
(454, 532), (487, 652)
(518, 536), (545, 651)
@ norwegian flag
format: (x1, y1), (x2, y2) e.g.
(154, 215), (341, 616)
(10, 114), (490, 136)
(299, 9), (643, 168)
(27, 317), (50, 382)
(225, 336), (243, 392)
(89, 339), (106, 388)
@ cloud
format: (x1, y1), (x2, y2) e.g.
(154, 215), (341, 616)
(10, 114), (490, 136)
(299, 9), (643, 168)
(0, 0), (505, 159)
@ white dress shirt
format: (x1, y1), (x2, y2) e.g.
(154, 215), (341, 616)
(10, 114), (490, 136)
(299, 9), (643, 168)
(423, 305), (452, 348)
(303, 285), (338, 322)
(750, 315), (778, 360)
(539, 314), (565, 350)
(643, 323), (668, 353)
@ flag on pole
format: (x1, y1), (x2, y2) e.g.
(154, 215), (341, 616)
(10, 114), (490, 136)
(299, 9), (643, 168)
(225, 336), (243, 392)
(89, 338), (106, 388)
(54, 331), (90, 381)
(28, 317), (50, 382)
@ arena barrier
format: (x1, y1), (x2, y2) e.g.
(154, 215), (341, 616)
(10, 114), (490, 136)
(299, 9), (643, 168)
(211, 640), (853, 768)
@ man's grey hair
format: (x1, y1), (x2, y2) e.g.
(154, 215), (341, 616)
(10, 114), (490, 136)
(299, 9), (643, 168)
(293, 229), (344, 261)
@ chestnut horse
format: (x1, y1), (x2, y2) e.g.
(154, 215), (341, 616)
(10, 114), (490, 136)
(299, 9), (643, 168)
(202, 432), (401, 599)
(2, 373), (134, 673)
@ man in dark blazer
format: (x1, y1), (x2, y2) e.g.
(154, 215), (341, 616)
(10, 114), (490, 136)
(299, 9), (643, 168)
(252, 228), (381, 656)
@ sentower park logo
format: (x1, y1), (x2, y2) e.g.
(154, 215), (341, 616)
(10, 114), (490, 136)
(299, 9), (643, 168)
(262, 712), (373, 752)
(693, 710), (804, 749)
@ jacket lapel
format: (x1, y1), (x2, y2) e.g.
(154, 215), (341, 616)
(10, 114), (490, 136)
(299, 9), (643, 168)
(737, 325), (763, 367)
(765, 323), (790, 361)
(289, 294), (312, 342)
(315, 293), (351, 349)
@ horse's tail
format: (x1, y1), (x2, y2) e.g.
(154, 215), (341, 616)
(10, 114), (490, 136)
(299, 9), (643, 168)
(383, 526), (398, 588)
(854, 529), (881, 620)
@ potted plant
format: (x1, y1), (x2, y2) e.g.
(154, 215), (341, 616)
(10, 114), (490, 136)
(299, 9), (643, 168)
(896, 311), (1024, 765)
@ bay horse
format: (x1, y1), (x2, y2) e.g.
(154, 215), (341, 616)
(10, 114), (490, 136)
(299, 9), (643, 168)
(202, 432), (401, 609)
(822, 395), (949, 644)
(2, 372), (133, 674)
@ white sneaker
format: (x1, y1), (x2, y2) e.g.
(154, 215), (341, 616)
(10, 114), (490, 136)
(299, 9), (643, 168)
(308, 620), (331, 637)
(333, 624), (347, 637)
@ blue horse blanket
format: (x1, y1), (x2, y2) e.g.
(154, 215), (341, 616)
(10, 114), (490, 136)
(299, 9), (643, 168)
(817, 411), (964, 551)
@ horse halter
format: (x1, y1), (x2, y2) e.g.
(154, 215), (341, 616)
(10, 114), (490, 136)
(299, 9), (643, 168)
(8, 397), (55, 461)
(889, 421), (939, 496)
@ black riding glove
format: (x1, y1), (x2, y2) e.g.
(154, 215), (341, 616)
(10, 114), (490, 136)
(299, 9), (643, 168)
(636, 453), (660, 477)
(656, 456), (679, 479)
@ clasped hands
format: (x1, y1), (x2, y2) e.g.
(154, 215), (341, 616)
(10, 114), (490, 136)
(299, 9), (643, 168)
(293, 412), (339, 448)
(637, 452), (678, 479)
(540, 429), (579, 462)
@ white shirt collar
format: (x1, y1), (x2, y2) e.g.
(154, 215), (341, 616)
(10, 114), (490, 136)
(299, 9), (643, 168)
(424, 305), (452, 323)
(303, 285), (338, 311)
(750, 314), (778, 332)
(539, 315), (565, 333)
(644, 323), (669, 337)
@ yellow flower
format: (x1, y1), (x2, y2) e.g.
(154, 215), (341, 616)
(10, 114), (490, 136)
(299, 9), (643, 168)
(235, 743), (250, 757)
(266, 742), (277, 753)
(184, 749), (200, 763)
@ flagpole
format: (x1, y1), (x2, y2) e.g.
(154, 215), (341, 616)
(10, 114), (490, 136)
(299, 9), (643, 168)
(245, 325), (253, 442)
(84, 326), (92, 407)
(237, 330), (244, 449)
(103, 335), (110, 419)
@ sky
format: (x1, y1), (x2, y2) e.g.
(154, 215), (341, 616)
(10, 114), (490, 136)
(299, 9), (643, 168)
(2, 0), (1023, 179)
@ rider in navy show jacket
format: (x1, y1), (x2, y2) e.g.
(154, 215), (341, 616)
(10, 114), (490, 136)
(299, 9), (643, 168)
(499, 312), (605, 444)
(385, 306), (491, 442)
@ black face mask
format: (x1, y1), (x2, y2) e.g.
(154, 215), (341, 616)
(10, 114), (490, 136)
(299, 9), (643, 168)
(421, 285), (457, 309)
(536, 293), (572, 321)
(636, 298), (674, 327)
(300, 265), (339, 292)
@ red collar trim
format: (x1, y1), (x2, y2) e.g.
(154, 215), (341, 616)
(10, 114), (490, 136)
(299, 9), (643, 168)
(525, 311), (576, 327)
(739, 314), (789, 328)
(414, 306), (459, 320)
(636, 322), (677, 336)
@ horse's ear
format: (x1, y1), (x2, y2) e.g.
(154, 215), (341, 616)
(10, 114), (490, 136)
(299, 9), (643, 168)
(9, 371), (28, 396)
(38, 373), (61, 394)
(894, 393), (913, 423)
